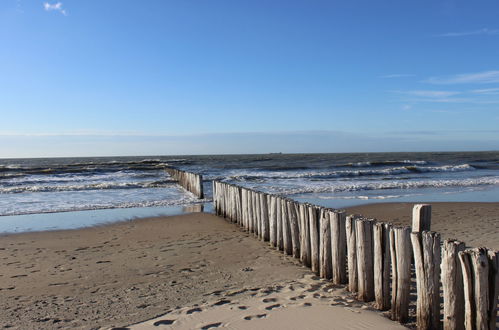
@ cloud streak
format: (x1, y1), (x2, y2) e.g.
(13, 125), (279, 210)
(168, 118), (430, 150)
(397, 90), (460, 98)
(380, 74), (415, 79)
(470, 87), (499, 95)
(436, 28), (499, 37)
(425, 70), (499, 84)
(43, 2), (67, 15)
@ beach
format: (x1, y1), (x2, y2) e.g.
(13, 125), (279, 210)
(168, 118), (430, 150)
(1, 201), (497, 329)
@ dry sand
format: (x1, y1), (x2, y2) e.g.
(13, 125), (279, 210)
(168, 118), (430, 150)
(1, 202), (497, 329)
(345, 202), (499, 250)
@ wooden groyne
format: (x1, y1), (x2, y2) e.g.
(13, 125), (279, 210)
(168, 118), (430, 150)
(166, 168), (203, 199)
(212, 180), (499, 330)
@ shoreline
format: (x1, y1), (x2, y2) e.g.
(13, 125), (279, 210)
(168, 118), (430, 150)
(1, 201), (497, 328)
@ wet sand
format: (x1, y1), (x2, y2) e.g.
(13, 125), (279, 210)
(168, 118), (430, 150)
(1, 202), (497, 329)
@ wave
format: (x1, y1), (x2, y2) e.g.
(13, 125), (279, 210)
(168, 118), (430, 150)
(224, 164), (476, 181)
(275, 176), (499, 195)
(0, 180), (177, 194)
(343, 160), (429, 167)
(0, 198), (205, 217)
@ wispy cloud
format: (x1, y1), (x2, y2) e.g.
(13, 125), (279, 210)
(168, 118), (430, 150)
(43, 2), (67, 15)
(394, 90), (460, 98)
(380, 74), (415, 79)
(470, 87), (499, 95)
(436, 28), (499, 37)
(425, 70), (499, 84)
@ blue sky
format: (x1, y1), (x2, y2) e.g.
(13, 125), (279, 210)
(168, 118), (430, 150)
(1, 0), (499, 157)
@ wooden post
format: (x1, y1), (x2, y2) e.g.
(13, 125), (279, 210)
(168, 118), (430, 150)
(346, 215), (359, 292)
(309, 205), (320, 275)
(374, 222), (391, 310)
(276, 197), (283, 251)
(282, 198), (292, 255)
(442, 239), (466, 330)
(255, 192), (261, 237)
(287, 200), (300, 259)
(487, 251), (498, 330)
(411, 231), (441, 330)
(390, 226), (412, 323)
(261, 193), (269, 241)
(299, 203), (311, 267)
(269, 196), (277, 247)
(330, 210), (347, 285)
(412, 204), (431, 232)
(356, 218), (375, 302)
(319, 210), (332, 279)
(459, 248), (496, 330)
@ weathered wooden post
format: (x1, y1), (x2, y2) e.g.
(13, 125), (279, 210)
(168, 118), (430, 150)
(309, 205), (320, 275)
(411, 230), (441, 330)
(374, 222), (391, 310)
(269, 195), (277, 247)
(299, 203), (311, 267)
(459, 248), (498, 330)
(346, 215), (359, 292)
(487, 251), (498, 330)
(390, 226), (412, 323)
(319, 210), (332, 279)
(276, 197), (284, 251)
(261, 193), (270, 241)
(412, 204), (431, 232)
(330, 210), (347, 285)
(442, 239), (466, 330)
(356, 218), (375, 302)
(282, 198), (292, 255)
(287, 200), (300, 259)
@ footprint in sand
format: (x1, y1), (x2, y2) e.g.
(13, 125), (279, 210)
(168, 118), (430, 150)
(262, 297), (277, 303)
(265, 303), (282, 311)
(238, 306), (248, 310)
(243, 314), (267, 320)
(212, 299), (231, 306)
(200, 322), (223, 329)
(186, 307), (202, 314)
(153, 319), (175, 326)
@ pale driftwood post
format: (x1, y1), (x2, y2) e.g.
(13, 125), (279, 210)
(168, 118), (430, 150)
(374, 222), (391, 310)
(282, 199), (292, 255)
(255, 192), (261, 237)
(309, 205), (320, 275)
(413, 204), (431, 232)
(247, 190), (253, 232)
(236, 186), (242, 224)
(346, 215), (358, 292)
(442, 239), (466, 330)
(487, 251), (498, 330)
(269, 195), (277, 247)
(390, 226), (412, 323)
(276, 197), (283, 251)
(287, 200), (300, 259)
(261, 193), (269, 241)
(411, 231), (441, 330)
(319, 211), (332, 279)
(459, 248), (497, 330)
(299, 203), (311, 267)
(330, 210), (347, 285)
(356, 218), (375, 302)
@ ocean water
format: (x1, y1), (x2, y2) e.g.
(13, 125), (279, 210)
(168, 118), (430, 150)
(1, 152), (498, 232)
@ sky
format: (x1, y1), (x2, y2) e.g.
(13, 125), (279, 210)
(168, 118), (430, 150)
(1, 0), (499, 157)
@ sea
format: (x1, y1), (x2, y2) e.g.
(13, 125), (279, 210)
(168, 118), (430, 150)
(1, 151), (498, 233)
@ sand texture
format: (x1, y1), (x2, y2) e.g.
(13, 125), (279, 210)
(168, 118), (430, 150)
(345, 202), (499, 250)
(1, 213), (309, 329)
(129, 274), (406, 330)
(1, 202), (497, 329)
